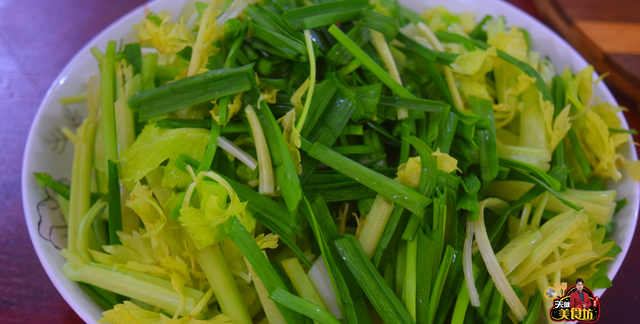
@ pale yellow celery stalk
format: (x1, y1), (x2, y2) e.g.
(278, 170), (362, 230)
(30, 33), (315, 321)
(358, 195), (395, 259)
(66, 117), (98, 254)
(552, 248), (562, 286)
(58, 92), (87, 105)
(296, 30), (317, 133)
(187, 2), (216, 77)
(76, 200), (107, 262)
(536, 275), (555, 324)
(281, 258), (328, 324)
(497, 145), (551, 172)
(497, 230), (544, 275)
(197, 243), (252, 324)
(517, 203), (532, 236)
(245, 105), (275, 195)
(91, 263), (207, 301)
(509, 210), (588, 285)
(519, 87), (547, 149)
(190, 288), (215, 316)
(145, 167), (172, 207)
(247, 257), (287, 324)
(338, 59), (362, 76)
(371, 29), (408, 120)
(417, 22), (465, 114)
(487, 180), (616, 225)
(529, 192), (549, 230)
(474, 198), (527, 321)
(62, 250), (202, 316)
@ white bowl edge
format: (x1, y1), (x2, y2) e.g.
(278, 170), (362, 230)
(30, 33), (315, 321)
(21, 0), (639, 322)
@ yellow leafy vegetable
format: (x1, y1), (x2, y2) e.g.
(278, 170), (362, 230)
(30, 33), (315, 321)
(432, 148), (461, 173)
(210, 92), (243, 125)
(134, 11), (194, 55)
(99, 301), (232, 324)
(120, 125), (210, 189)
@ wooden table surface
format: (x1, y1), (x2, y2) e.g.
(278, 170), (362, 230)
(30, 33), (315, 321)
(0, 0), (638, 323)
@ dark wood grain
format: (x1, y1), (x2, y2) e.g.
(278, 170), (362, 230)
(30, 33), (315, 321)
(535, 0), (640, 105)
(0, 0), (637, 323)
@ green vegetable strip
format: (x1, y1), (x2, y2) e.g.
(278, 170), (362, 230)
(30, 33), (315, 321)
(499, 158), (561, 191)
(328, 25), (414, 99)
(395, 32), (437, 62)
(141, 53), (158, 91)
(306, 168), (396, 185)
(128, 64), (254, 121)
(415, 229), (437, 324)
(197, 244), (252, 324)
(196, 122), (220, 174)
(551, 76), (568, 190)
(219, 22), (245, 124)
(281, 0), (369, 30)
(403, 235), (418, 320)
(451, 264), (480, 324)
(363, 10), (400, 39)
(155, 65), (179, 81)
(334, 235), (415, 324)
(405, 136), (436, 195)
(226, 217), (304, 324)
(77, 200), (107, 262)
(270, 288), (341, 324)
(296, 29), (317, 133)
(280, 258), (328, 323)
(428, 245), (455, 324)
(510, 168), (582, 211)
(468, 15), (493, 41)
(434, 31), (477, 51)
(34, 173), (101, 205)
(299, 76), (340, 139)
(301, 10), (364, 30)
(244, 5), (302, 42)
(122, 43), (142, 74)
(155, 119), (247, 133)
(378, 96), (446, 112)
(486, 284), (505, 324)
(79, 283), (118, 310)
(471, 96), (499, 184)
(436, 112), (458, 154)
(333, 145), (374, 155)
(253, 101), (303, 220)
(90, 47), (105, 64)
(609, 127), (638, 135)
(488, 167), (569, 245)
(306, 196), (372, 324)
(366, 121), (401, 146)
(299, 89), (358, 184)
(522, 290), (542, 324)
(100, 41), (118, 176)
(567, 128), (592, 179)
(302, 139), (431, 216)
(471, 39), (553, 104)
(107, 160), (122, 245)
(250, 22), (307, 60)
(256, 216), (311, 269)
(372, 206), (408, 268)
(400, 122), (411, 164)
(305, 184), (378, 202)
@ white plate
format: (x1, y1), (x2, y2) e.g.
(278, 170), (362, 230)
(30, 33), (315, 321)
(21, 0), (639, 322)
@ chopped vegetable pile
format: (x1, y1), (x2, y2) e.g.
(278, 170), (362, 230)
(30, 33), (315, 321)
(35, 0), (640, 323)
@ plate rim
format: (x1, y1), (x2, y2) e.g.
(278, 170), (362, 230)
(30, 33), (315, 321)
(20, 0), (640, 322)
